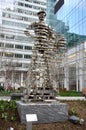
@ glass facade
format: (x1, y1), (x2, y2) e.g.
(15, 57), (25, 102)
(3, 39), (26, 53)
(55, 0), (86, 48)
(46, 0), (68, 33)
(46, 0), (57, 30)
(55, 0), (86, 91)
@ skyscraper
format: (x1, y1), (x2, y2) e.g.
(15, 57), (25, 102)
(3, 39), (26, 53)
(55, 0), (86, 91)
(55, 0), (86, 47)
(46, 0), (68, 33)
(0, 0), (46, 88)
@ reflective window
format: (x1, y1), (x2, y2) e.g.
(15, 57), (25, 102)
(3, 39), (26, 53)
(55, 0), (86, 48)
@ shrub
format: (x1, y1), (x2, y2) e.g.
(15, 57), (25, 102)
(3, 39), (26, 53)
(0, 86), (4, 91)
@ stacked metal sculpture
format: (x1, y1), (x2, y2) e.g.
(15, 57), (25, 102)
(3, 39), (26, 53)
(24, 11), (67, 102)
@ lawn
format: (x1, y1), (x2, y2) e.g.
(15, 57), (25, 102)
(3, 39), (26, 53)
(59, 90), (82, 96)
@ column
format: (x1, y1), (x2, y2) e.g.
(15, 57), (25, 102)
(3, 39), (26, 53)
(76, 62), (79, 91)
(21, 72), (24, 86)
(79, 50), (84, 91)
(11, 71), (14, 87)
(64, 64), (69, 90)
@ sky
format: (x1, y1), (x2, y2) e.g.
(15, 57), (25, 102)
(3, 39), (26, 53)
(0, 0), (14, 9)
(0, 0), (14, 24)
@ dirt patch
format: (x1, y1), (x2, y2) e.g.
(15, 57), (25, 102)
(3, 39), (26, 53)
(0, 100), (86, 130)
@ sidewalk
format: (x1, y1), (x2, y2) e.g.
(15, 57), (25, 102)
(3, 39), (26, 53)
(0, 96), (11, 101)
(0, 96), (85, 101)
(56, 96), (86, 101)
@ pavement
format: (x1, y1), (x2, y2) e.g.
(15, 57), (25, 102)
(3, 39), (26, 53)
(0, 96), (85, 101)
(0, 96), (11, 101)
(56, 96), (86, 101)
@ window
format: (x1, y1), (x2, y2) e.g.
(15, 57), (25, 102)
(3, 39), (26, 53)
(15, 54), (22, 58)
(6, 35), (14, 39)
(5, 52), (14, 57)
(28, 4), (32, 8)
(25, 4), (28, 7)
(0, 43), (4, 47)
(15, 45), (23, 49)
(0, 34), (4, 38)
(16, 63), (22, 67)
(25, 0), (31, 2)
(18, 9), (23, 13)
(2, 12), (5, 17)
(5, 44), (14, 48)
(18, 2), (24, 6)
(24, 46), (32, 50)
(22, 63), (29, 68)
(24, 55), (31, 59)
(33, 1), (40, 4)
(0, 52), (3, 56)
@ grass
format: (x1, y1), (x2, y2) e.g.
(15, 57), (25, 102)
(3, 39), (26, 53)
(0, 90), (11, 96)
(0, 89), (22, 96)
(59, 90), (82, 96)
(0, 90), (83, 97)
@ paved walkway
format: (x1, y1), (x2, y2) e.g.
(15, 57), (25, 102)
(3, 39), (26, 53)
(0, 96), (11, 101)
(56, 96), (86, 100)
(0, 96), (85, 101)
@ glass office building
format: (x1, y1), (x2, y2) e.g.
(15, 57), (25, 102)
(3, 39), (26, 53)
(55, 0), (86, 47)
(55, 0), (86, 91)
(46, 0), (57, 30)
(46, 0), (69, 33)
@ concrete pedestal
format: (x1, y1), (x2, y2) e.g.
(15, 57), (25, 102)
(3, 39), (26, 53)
(16, 101), (68, 124)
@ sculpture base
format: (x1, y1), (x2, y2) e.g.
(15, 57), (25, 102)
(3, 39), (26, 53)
(16, 101), (68, 124)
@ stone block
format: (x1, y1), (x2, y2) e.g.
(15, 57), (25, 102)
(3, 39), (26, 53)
(16, 101), (68, 124)
(11, 93), (23, 100)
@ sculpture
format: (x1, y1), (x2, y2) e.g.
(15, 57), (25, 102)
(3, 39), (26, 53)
(24, 11), (67, 102)
(16, 11), (68, 124)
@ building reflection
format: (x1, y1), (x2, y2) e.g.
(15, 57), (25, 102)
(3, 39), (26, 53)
(54, 0), (86, 91)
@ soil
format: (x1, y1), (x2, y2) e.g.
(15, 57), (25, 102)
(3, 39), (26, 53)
(0, 100), (86, 130)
